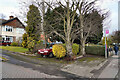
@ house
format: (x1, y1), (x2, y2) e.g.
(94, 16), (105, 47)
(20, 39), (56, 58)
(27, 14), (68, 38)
(0, 16), (25, 42)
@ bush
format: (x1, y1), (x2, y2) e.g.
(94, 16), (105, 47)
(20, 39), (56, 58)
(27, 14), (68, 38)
(22, 33), (28, 48)
(52, 44), (66, 58)
(85, 46), (105, 56)
(22, 41), (27, 47)
(63, 44), (79, 55)
(72, 44), (79, 55)
(32, 40), (45, 53)
(27, 37), (35, 52)
(11, 42), (18, 46)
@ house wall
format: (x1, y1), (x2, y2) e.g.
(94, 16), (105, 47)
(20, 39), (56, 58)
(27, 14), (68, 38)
(0, 25), (25, 42)
(0, 17), (25, 42)
(0, 26), (2, 36)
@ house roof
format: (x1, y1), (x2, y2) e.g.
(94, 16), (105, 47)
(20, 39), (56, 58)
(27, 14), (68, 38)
(1, 17), (25, 28)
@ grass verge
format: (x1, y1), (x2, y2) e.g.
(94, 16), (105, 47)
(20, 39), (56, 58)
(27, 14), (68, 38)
(78, 55), (105, 63)
(0, 46), (28, 53)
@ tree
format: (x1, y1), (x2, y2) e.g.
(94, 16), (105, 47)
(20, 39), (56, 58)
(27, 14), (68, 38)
(44, 0), (107, 57)
(26, 4), (41, 39)
(111, 30), (120, 43)
(76, 0), (106, 55)
(0, 13), (6, 19)
(26, 4), (42, 52)
(45, 0), (80, 57)
(45, 6), (104, 45)
(85, 10), (103, 44)
(19, 0), (48, 48)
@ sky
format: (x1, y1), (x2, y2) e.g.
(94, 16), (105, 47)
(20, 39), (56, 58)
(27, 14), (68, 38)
(0, 0), (119, 36)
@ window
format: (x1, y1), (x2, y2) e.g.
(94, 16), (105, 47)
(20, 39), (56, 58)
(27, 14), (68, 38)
(5, 26), (13, 32)
(2, 38), (5, 41)
(2, 26), (5, 31)
(5, 36), (13, 42)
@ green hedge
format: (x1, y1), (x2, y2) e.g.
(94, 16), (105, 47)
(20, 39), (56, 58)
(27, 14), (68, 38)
(62, 44), (105, 56)
(85, 46), (105, 56)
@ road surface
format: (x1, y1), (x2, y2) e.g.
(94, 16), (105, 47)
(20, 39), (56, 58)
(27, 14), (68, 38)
(1, 49), (81, 79)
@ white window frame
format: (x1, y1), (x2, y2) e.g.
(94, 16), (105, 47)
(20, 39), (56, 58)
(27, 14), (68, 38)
(5, 25), (13, 32)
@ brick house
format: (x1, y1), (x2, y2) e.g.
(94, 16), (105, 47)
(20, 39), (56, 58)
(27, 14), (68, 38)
(0, 16), (25, 42)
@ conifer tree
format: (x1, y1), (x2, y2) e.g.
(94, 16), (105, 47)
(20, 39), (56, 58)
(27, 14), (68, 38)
(26, 4), (41, 41)
(26, 4), (42, 52)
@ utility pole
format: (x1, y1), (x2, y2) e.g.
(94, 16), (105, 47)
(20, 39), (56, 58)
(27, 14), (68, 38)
(105, 29), (109, 58)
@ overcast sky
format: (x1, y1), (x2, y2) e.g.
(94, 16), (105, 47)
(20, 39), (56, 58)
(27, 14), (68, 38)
(0, 0), (118, 36)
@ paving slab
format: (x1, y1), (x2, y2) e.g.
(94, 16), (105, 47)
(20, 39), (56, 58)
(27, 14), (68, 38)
(98, 55), (119, 78)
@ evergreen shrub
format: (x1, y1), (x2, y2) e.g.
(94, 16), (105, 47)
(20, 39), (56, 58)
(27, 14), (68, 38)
(52, 44), (66, 58)
(11, 42), (18, 46)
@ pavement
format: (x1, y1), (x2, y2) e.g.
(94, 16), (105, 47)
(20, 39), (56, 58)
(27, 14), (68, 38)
(98, 52), (119, 79)
(61, 58), (106, 78)
(61, 51), (120, 79)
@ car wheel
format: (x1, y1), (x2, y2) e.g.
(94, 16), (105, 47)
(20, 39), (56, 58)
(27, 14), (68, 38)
(49, 52), (54, 58)
(36, 54), (41, 57)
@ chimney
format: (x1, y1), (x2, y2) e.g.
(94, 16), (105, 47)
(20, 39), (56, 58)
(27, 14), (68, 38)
(9, 16), (14, 19)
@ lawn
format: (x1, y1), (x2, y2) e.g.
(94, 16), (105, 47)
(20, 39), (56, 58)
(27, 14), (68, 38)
(0, 46), (28, 53)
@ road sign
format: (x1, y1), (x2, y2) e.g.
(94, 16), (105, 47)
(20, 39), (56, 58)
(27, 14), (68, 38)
(106, 30), (109, 34)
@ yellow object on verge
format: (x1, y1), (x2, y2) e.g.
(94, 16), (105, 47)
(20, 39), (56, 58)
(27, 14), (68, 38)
(52, 44), (66, 58)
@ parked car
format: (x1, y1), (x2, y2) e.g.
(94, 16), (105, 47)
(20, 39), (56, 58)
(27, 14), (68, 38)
(0, 40), (11, 46)
(38, 43), (54, 57)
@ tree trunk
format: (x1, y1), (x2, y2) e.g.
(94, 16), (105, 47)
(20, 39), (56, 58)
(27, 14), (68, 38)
(80, 40), (86, 56)
(79, 14), (86, 56)
(66, 41), (73, 57)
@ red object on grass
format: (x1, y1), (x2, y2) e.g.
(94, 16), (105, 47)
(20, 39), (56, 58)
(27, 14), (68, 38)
(0, 40), (11, 46)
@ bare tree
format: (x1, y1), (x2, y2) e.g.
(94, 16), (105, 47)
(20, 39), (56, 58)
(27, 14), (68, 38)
(0, 13), (6, 19)
(77, 0), (107, 56)
(45, 0), (80, 56)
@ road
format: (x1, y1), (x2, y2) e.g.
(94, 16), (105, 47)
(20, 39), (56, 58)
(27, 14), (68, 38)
(1, 49), (82, 79)
(2, 62), (61, 78)
(1, 49), (119, 79)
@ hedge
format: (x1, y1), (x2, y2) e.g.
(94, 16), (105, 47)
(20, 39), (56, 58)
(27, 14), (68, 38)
(85, 46), (105, 56)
